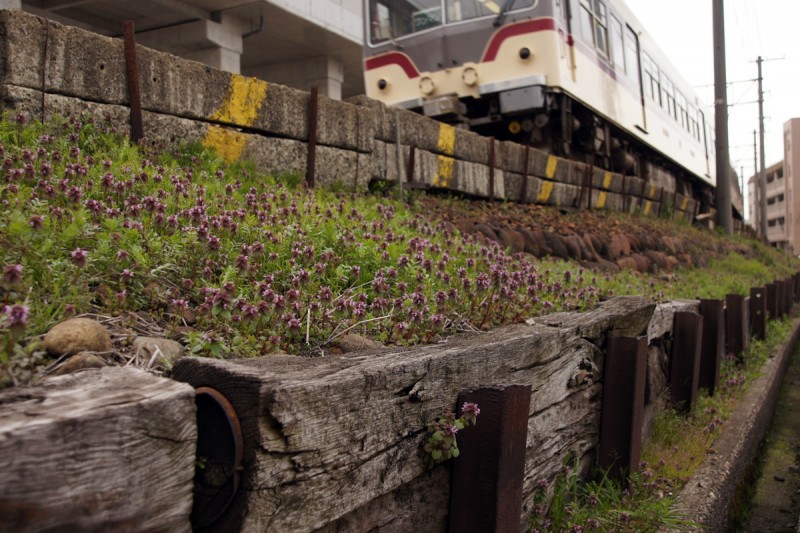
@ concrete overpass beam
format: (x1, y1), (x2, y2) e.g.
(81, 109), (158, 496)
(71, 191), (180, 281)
(136, 17), (244, 73)
(247, 56), (345, 100)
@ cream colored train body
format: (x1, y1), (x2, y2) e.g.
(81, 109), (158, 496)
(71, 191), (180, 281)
(363, 0), (715, 196)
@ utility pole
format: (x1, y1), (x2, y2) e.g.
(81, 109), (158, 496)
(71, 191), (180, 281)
(757, 56), (768, 240)
(713, 0), (733, 233)
(753, 130), (759, 231)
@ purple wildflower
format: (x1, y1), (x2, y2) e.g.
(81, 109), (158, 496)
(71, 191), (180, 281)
(70, 248), (88, 268)
(2, 264), (23, 286)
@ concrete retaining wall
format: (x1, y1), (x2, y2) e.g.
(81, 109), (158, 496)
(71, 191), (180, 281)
(0, 8), (698, 220)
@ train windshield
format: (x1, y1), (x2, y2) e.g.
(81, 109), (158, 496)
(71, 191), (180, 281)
(368, 1), (535, 44)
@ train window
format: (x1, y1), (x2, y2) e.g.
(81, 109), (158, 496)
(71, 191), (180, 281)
(610, 16), (625, 71)
(593, 0), (609, 57)
(642, 53), (660, 103)
(579, 1), (595, 45)
(677, 92), (687, 130)
(445, 0), (534, 22)
(368, 0), (442, 43)
(578, 0), (609, 57)
(624, 26), (640, 82)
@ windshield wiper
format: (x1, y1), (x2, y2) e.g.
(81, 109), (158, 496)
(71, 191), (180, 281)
(494, 0), (516, 27)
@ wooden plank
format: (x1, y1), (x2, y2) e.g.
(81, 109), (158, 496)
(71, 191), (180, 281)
(172, 297), (656, 532)
(0, 367), (196, 532)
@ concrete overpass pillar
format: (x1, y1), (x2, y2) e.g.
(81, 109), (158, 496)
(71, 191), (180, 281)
(136, 16), (244, 74)
(0, 0), (21, 9)
(246, 56), (345, 100)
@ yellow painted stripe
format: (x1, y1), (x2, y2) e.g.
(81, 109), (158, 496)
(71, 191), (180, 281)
(649, 184), (656, 198)
(537, 181), (554, 203)
(545, 155), (558, 179)
(434, 155), (455, 188)
(603, 172), (612, 189)
(643, 201), (652, 216)
(597, 191), (607, 209)
(437, 124), (456, 156)
(202, 74), (268, 162)
(681, 197), (689, 210)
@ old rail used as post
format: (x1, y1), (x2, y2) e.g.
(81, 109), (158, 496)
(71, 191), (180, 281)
(725, 294), (748, 360)
(698, 299), (725, 395)
(449, 385), (531, 533)
(669, 312), (704, 412)
(122, 20), (144, 143)
(750, 287), (767, 341)
(305, 85), (318, 187)
(599, 336), (647, 480)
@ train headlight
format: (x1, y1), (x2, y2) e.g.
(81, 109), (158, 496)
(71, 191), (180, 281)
(462, 67), (478, 87)
(377, 79), (388, 91)
(508, 121), (522, 134)
(420, 76), (435, 95)
(519, 47), (532, 60)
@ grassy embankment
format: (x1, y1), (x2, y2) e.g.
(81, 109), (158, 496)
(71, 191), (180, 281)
(0, 114), (797, 530)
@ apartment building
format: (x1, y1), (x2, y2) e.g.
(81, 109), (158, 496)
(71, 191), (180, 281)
(748, 118), (800, 252)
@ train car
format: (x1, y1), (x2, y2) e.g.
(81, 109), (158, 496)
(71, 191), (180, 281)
(363, 0), (715, 205)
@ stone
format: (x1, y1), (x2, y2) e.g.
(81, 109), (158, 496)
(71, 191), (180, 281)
(543, 231), (569, 259)
(562, 235), (583, 261)
(44, 318), (112, 356)
(132, 336), (185, 368)
(520, 228), (544, 257)
(474, 223), (498, 242)
(331, 333), (384, 353)
(497, 228), (526, 254)
(52, 352), (108, 375)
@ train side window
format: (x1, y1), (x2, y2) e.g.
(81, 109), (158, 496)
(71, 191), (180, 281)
(579, 0), (595, 46)
(624, 26), (640, 81)
(610, 15), (625, 71)
(578, 0), (608, 57)
(642, 53), (660, 104)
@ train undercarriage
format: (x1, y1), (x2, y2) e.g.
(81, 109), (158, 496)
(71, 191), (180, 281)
(420, 90), (713, 214)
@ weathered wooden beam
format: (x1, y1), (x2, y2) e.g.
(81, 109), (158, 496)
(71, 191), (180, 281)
(449, 385), (531, 533)
(172, 297), (656, 532)
(750, 287), (767, 341)
(599, 336), (647, 480)
(669, 312), (704, 413)
(0, 367), (196, 532)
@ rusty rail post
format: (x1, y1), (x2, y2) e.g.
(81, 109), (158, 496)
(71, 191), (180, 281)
(305, 86), (318, 187)
(766, 282), (779, 319)
(406, 145), (415, 184)
(698, 299), (724, 395)
(123, 20), (144, 143)
(669, 312), (704, 413)
(449, 385), (531, 533)
(785, 278), (794, 315)
(725, 294), (749, 360)
(520, 143), (530, 203)
(750, 287), (767, 341)
(599, 336), (647, 480)
(488, 137), (495, 202)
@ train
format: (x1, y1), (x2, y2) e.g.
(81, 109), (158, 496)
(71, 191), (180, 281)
(362, 0), (716, 210)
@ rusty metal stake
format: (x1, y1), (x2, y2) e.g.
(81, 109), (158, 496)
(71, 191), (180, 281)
(725, 294), (749, 360)
(406, 145), (415, 184)
(750, 287), (767, 341)
(670, 312), (703, 413)
(698, 299), (724, 395)
(488, 137), (495, 202)
(767, 282), (779, 319)
(785, 279), (794, 314)
(520, 142), (530, 203)
(305, 86), (318, 187)
(123, 20), (144, 143)
(599, 336), (647, 481)
(449, 385), (531, 533)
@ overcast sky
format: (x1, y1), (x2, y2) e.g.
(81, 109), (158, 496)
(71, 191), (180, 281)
(624, 0), (800, 209)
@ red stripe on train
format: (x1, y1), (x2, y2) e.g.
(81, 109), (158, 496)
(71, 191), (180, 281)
(364, 52), (421, 79)
(481, 18), (557, 62)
